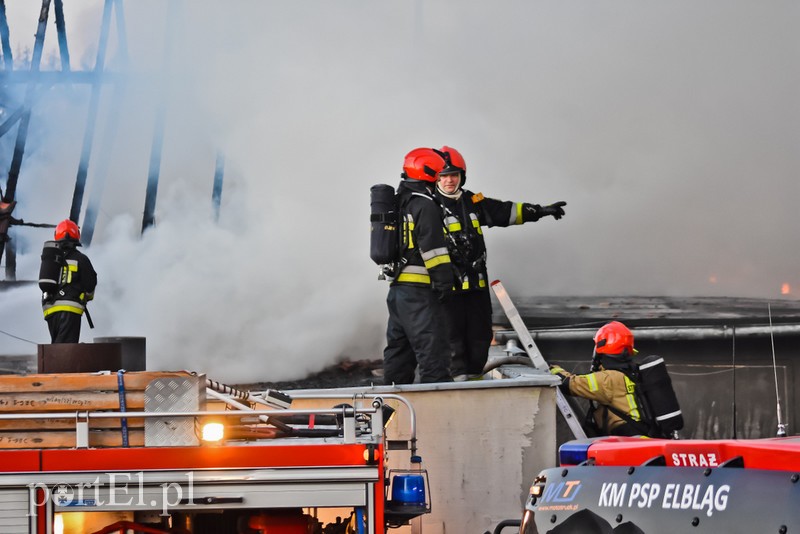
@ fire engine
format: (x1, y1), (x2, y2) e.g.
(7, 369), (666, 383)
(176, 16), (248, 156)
(511, 435), (800, 533)
(0, 371), (430, 534)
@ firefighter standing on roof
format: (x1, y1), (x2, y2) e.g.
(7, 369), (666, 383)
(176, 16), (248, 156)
(550, 321), (647, 436)
(40, 219), (97, 344)
(383, 148), (455, 384)
(433, 146), (566, 380)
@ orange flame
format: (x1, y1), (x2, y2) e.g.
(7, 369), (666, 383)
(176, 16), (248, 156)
(708, 275), (718, 284)
(781, 283), (791, 295)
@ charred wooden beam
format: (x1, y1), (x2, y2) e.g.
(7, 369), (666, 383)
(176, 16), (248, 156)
(141, 0), (180, 234)
(212, 151), (225, 221)
(74, 0), (130, 246)
(2, 0), (51, 204)
(69, 0), (114, 224)
(53, 0), (71, 71)
(0, 0), (11, 71)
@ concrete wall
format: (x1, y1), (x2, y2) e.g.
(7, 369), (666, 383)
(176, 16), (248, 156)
(292, 377), (557, 534)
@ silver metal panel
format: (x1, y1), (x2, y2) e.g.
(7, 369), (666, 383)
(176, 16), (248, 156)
(144, 374), (205, 446)
(0, 466), (380, 488)
(0, 489), (30, 534)
(53, 482), (369, 512)
(366, 482), (376, 534)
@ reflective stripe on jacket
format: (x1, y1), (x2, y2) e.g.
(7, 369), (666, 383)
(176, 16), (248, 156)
(564, 368), (642, 434)
(435, 189), (526, 292)
(43, 299), (86, 317)
(393, 181), (454, 291)
(41, 245), (97, 317)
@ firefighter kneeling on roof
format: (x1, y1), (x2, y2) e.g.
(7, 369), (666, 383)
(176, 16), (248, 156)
(549, 321), (684, 439)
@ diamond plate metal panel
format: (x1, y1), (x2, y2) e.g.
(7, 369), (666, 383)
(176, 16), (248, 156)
(144, 374), (205, 447)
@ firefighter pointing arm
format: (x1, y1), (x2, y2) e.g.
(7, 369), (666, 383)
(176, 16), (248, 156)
(432, 146), (566, 381)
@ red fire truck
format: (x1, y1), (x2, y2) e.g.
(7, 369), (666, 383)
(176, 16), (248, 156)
(513, 435), (800, 533)
(0, 372), (429, 534)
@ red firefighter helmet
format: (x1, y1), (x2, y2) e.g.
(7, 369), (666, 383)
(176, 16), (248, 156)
(438, 145), (467, 184)
(54, 219), (80, 241)
(403, 147), (446, 182)
(594, 321), (635, 356)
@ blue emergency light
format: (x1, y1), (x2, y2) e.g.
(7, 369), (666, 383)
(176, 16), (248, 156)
(385, 456), (431, 526)
(559, 439), (593, 466)
(391, 474), (426, 505)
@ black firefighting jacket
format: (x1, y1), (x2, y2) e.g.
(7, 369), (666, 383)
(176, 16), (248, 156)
(393, 179), (455, 293)
(435, 189), (525, 292)
(42, 242), (97, 317)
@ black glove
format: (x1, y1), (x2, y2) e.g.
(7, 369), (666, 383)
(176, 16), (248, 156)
(521, 203), (542, 222)
(431, 285), (451, 303)
(542, 201), (566, 220)
(521, 201), (566, 222)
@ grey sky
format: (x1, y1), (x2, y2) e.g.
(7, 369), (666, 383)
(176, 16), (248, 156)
(1, 1), (798, 380)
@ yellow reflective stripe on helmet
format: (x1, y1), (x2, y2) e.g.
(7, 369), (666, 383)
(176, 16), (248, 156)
(624, 375), (641, 421)
(587, 373), (599, 392)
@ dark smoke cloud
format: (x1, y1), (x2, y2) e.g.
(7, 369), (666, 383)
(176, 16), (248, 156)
(1, 1), (798, 380)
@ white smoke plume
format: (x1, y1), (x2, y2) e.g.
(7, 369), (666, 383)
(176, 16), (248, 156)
(1, 1), (799, 381)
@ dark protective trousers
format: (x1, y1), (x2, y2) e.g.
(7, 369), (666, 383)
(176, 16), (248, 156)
(46, 311), (82, 343)
(442, 290), (494, 376)
(383, 284), (453, 384)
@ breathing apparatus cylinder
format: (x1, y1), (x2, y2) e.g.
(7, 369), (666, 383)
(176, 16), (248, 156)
(370, 184), (399, 271)
(638, 354), (684, 435)
(38, 240), (62, 294)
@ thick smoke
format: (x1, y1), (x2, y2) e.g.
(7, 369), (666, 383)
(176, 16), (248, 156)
(1, 1), (799, 381)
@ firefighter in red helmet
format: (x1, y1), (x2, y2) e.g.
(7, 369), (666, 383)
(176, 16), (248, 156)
(549, 321), (647, 436)
(40, 219), (97, 343)
(433, 146), (566, 380)
(382, 148), (456, 384)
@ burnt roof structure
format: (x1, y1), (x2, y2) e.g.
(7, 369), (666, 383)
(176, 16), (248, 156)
(0, 0), (225, 282)
(493, 295), (800, 329)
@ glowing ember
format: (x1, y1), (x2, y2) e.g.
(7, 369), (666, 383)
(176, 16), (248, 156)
(781, 283), (791, 295)
(708, 275), (718, 284)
